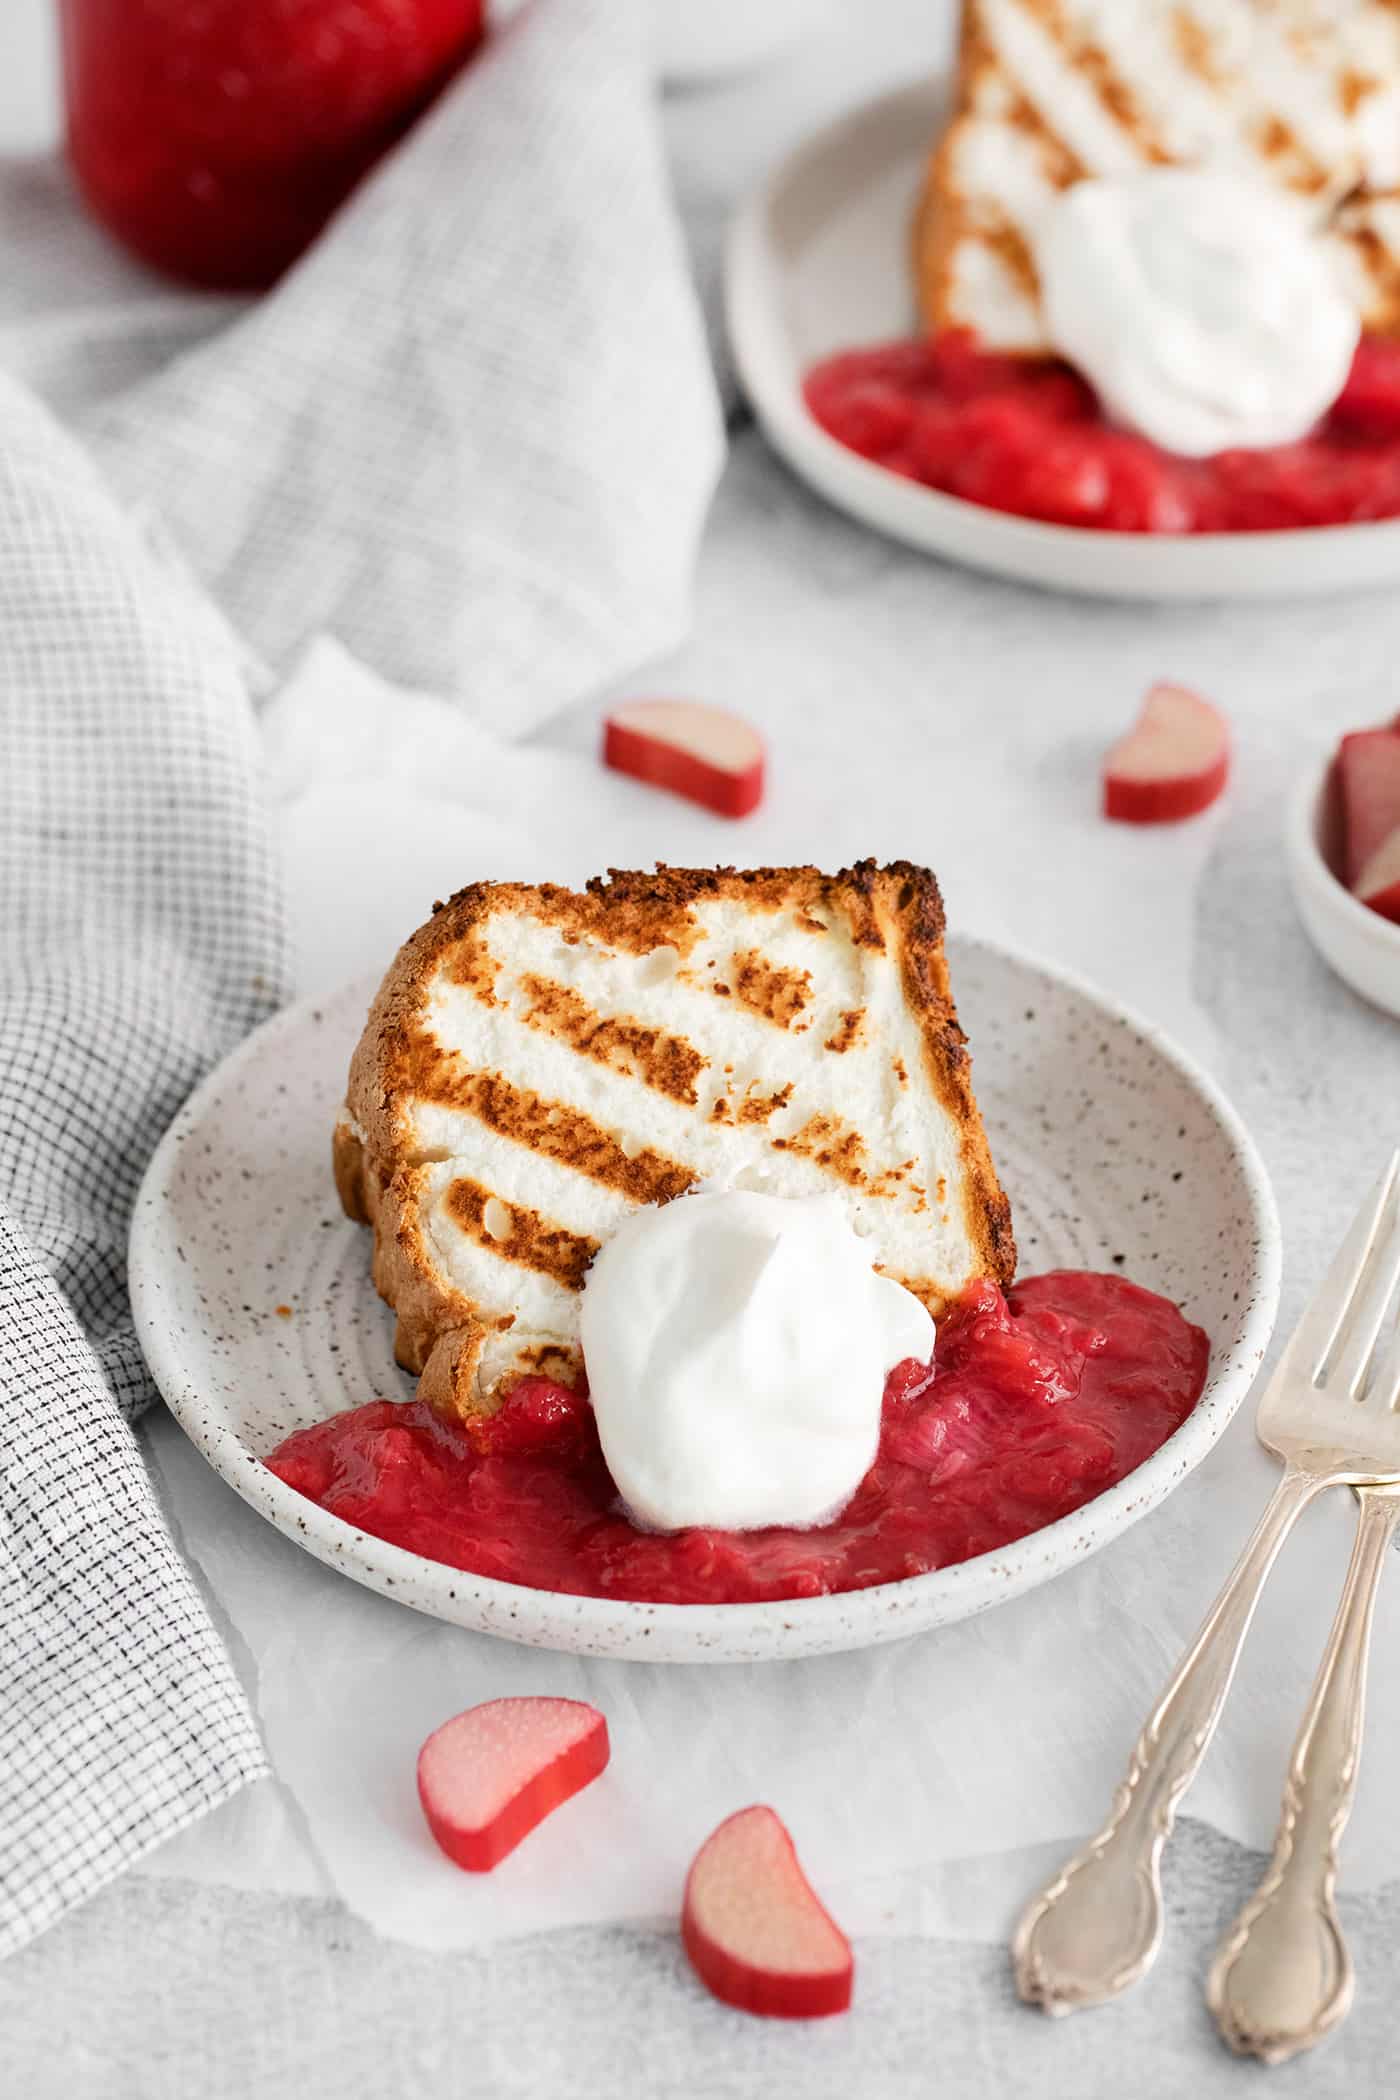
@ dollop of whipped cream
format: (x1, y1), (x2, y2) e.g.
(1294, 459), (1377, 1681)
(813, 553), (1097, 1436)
(1036, 169), (1359, 458)
(579, 1187), (935, 1533)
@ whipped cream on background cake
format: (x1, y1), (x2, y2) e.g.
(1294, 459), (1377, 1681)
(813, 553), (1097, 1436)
(1037, 168), (1359, 453)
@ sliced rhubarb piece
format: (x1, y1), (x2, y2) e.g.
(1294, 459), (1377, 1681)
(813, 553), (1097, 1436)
(1354, 822), (1400, 925)
(1103, 682), (1230, 825)
(1338, 729), (1400, 886)
(603, 699), (765, 819)
(681, 1805), (853, 2019)
(417, 1697), (609, 1872)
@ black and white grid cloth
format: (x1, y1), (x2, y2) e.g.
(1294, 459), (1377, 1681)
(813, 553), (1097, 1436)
(0, 0), (721, 1956)
(0, 377), (284, 1957)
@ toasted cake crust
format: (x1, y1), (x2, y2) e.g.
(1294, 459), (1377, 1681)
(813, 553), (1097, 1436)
(340, 861), (1015, 1422)
(917, 0), (1400, 350)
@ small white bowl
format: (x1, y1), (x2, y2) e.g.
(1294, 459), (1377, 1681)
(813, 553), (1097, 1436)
(1286, 753), (1400, 1018)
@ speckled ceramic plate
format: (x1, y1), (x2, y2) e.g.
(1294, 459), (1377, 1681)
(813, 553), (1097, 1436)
(130, 942), (1280, 1662)
(728, 76), (1400, 600)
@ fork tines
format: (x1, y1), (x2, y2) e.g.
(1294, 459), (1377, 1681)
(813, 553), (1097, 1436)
(1310, 1153), (1400, 1406)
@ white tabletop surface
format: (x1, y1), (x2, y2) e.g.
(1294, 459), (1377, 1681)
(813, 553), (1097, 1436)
(7, 2), (1400, 2092)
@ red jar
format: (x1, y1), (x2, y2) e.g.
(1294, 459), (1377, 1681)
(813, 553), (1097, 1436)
(58, 0), (488, 291)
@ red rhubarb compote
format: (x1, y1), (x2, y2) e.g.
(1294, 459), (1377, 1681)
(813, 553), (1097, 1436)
(804, 332), (1400, 534)
(266, 1270), (1209, 1604)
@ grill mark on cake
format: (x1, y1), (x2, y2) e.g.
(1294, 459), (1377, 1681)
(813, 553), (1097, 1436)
(445, 1177), (598, 1292)
(1339, 68), (1376, 119)
(887, 1274), (940, 1318)
(1171, 7), (1222, 86)
(517, 973), (707, 1104)
(1078, 47), (1170, 162)
(403, 1045), (696, 1204)
(1007, 92), (1083, 188)
(1030, 0), (1172, 163)
(824, 1009), (867, 1055)
(973, 219), (1041, 299)
(1253, 114), (1328, 192)
(711, 1082), (795, 1127)
(770, 1113), (881, 1192)
(1340, 210), (1400, 328)
(841, 874), (888, 950)
(442, 931), (501, 1006)
(503, 1342), (583, 1386)
(726, 951), (813, 1029)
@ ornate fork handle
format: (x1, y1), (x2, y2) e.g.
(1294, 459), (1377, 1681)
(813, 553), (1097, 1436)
(1013, 1466), (1322, 2015)
(1207, 1486), (1400, 2065)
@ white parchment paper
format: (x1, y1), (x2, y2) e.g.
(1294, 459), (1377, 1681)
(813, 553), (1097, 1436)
(141, 594), (1400, 1948)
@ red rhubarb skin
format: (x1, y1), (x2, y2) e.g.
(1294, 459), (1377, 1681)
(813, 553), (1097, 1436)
(57, 0), (486, 290)
(805, 331), (1400, 534)
(1336, 730), (1400, 886)
(266, 1271), (1210, 1606)
(1103, 752), (1230, 825)
(1361, 879), (1400, 926)
(681, 1809), (854, 2020)
(682, 1910), (852, 2020)
(418, 1704), (611, 1872)
(603, 719), (765, 819)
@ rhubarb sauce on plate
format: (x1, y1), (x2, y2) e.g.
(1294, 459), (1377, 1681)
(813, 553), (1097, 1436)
(266, 1270), (1209, 1606)
(804, 333), (1400, 535)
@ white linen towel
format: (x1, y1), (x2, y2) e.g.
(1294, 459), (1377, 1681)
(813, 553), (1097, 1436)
(0, 0), (722, 1956)
(86, 0), (724, 733)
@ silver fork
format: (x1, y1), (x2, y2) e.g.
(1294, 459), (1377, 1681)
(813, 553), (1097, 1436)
(1013, 1153), (1400, 2018)
(1206, 1480), (1400, 2065)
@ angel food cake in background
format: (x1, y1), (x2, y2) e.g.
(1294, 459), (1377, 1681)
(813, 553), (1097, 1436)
(804, 1), (1400, 532)
(914, 0), (1400, 353)
(267, 860), (1212, 1607)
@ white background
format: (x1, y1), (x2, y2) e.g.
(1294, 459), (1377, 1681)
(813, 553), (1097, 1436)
(5, 3), (1400, 2093)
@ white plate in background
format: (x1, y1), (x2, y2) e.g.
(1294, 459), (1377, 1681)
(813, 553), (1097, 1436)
(726, 76), (1400, 601)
